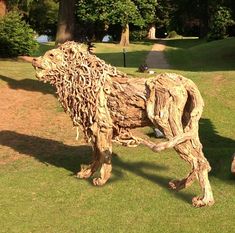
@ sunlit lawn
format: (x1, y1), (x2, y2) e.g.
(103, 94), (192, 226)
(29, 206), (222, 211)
(0, 39), (234, 232)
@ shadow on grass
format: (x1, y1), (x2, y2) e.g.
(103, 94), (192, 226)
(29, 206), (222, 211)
(0, 117), (234, 204)
(164, 39), (203, 49)
(0, 75), (55, 95)
(112, 155), (195, 204)
(0, 130), (92, 173)
(0, 130), (195, 205)
(199, 119), (235, 181)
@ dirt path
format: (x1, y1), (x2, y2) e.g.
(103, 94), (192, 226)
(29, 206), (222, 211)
(145, 41), (170, 69)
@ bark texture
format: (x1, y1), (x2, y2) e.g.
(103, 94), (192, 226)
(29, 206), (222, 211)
(120, 24), (130, 47)
(32, 41), (214, 207)
(55, 0), (75, 45)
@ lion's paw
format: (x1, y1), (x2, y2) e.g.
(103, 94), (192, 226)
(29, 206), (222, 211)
(76, 169), (92, 179)
(93, 178), (106, 186)
(192, 196), (215, 207)
(169, 179), (184, 191)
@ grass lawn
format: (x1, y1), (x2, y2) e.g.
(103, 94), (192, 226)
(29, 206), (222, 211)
(0, 39), (235, 233)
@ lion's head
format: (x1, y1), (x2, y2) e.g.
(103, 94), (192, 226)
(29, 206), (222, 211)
(32, 41), (89, 84)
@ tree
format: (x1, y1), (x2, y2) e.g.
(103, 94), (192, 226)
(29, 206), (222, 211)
(0, 11), (38, 57)
(0, 0), (7, 17)
(111, 0), (145, 46)
(29, 0), (59, 37)
(55, 0), (75, 45)
(76, 0), (157, 46)
(155, 0), (176, 37)
(108, 0), (157, 46)
(154, 0), (235, 38)
(208, 6), (234, 40)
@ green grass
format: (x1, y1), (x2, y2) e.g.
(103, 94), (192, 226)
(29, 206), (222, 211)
(165, 37), (235, 71)
(94, 42), (152, 66)
(31, 42), (55, 57)
(0, 40), (235, 233)
(94, 42), (153, 76)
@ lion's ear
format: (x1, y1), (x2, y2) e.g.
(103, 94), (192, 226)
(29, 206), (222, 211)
(68, 46), (78, 59)
(69, 46), (77, 55)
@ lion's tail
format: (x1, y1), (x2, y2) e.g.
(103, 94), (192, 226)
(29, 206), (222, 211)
(181, 77), (204, 133)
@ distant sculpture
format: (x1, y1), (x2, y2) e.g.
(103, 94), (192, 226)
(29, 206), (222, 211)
(32, 41), (214, 207)
(148, 25), (156, 39)
(231, 153), (235, 175)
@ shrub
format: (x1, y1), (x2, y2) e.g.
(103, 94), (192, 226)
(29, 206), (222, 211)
(130, 30), (148, 41)
(167, 30), (182, 39)
(208, 6), (234, 41)
(0, 11), (38, 57)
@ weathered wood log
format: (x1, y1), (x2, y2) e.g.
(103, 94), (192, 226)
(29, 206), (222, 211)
(32, 41), (214, 207)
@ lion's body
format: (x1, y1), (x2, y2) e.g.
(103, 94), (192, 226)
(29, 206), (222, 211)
(33, 41), (214, 207)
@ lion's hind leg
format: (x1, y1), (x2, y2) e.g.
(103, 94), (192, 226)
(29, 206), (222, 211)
(147, 77), (198, 191)
(146, 76), (214, 206)
(160, 117), (214, 207)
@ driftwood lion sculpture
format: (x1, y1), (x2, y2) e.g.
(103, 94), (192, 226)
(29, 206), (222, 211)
(32, 41), (214, 207)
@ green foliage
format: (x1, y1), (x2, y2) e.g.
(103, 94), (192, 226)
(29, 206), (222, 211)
(167, 30), (181, 38)
(208, 6), (234, 41)
(28, 0), (59, 36)
(6, 0), (35, 13)
(155, 0), (176, 30)
(130, 29), (148, 41)
(0, 11), (38, 57)
(154, 0), (235, 37)
(108, 0), (144, 27)
(76, 0), (157, 29)
(6, 0), (59, 37)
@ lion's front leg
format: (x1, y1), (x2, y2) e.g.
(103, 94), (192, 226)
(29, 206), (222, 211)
(77, 133), (109, 179)
(92, 127), (113, 186)
(76, 149), (100, 179)
(78, 126), (113, 185)
(93, 155), (112, 186)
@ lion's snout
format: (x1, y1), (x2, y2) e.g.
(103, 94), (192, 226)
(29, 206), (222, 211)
(32, 58), (42, 69)
(32, 57), (45, 80)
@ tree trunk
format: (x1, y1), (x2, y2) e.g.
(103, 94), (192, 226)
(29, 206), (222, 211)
(147, 24), (156, 39)
(0, 0), (6, 17)
(120, 24), (129, 47)
(55, 0), (75, 45)
(199, 0), (209, 38)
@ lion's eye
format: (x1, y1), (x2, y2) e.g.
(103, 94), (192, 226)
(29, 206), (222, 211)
(49, 53), (54, 58)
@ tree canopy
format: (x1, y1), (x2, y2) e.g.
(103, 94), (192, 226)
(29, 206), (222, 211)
(0, 0), (235, 49)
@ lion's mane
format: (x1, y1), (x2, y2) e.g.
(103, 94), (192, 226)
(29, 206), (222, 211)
(47, 42), (126, 140)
